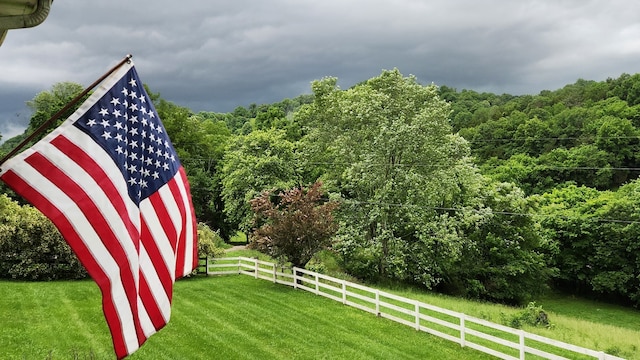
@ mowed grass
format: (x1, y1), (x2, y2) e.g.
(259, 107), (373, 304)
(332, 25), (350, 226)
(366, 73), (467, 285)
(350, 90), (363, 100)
(0, 276), (493, 360)
(223, 250), (640, 359)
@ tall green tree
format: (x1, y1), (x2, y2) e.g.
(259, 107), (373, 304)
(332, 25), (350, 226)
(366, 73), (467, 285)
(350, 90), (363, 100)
(220, 129), (300, 232)
(25, 82), (85, 141)
(296, 69), (549, 303)
(156, 99), (234, 237)
(299, 69), (464, 279)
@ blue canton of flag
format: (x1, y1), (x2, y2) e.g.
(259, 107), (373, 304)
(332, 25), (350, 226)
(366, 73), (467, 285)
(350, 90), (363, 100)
(74, 68), (179, 205)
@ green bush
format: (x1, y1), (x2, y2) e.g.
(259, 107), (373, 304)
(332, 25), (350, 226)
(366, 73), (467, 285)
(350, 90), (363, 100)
(502, 302), (551, 329)
(0, 194), (87, 280)
(197, 222), (226, 258)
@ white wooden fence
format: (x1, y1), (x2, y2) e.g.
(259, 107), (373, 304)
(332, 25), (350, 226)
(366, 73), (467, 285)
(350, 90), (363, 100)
(205, 256), (625, 360)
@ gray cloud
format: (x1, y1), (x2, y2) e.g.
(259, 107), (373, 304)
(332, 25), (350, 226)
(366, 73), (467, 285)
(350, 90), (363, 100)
(1, 0), (639, 141)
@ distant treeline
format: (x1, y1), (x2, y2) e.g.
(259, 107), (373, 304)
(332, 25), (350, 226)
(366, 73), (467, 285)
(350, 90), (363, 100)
(2, 71), (640, 307)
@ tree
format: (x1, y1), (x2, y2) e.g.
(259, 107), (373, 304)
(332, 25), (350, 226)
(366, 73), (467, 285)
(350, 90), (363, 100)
(249, 182), (339, 268)
(299, 69), (469, 280)
(156, 99), (234, 238)
(220, 129), (300, 232)
(25, 82), (85, 141)
(537, 182), (640, 306)
(444, 182), (553, 304)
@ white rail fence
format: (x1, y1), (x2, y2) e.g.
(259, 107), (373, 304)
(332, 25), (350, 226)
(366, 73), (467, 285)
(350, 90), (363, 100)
(204, 256), (625, 360)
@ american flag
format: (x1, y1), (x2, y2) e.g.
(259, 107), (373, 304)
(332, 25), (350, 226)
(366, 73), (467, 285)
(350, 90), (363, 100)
(0, 61), (198, 359)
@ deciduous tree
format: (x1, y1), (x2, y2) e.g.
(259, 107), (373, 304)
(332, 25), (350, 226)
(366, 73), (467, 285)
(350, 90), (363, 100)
(249, 182), (338, 268)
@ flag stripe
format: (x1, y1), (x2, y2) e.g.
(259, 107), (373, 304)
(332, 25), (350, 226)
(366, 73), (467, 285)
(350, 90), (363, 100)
(136, 287), (157, 338)
(142, 194), (177, 274)
(140, 215), (174, 301)
(177, 167), (198, 275)
(149, 189), (178, 253)
(138, 243), (171, 324)
(139, 267), (169, 330)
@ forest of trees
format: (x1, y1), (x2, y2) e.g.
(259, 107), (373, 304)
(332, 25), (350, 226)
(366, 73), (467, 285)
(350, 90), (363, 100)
(2, 70), (640, 307)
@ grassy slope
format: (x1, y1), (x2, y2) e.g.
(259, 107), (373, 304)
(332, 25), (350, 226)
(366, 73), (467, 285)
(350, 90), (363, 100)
(223, 249), (640, 359)
(0, 276), (493, 360)
(359, 282), (640, 359)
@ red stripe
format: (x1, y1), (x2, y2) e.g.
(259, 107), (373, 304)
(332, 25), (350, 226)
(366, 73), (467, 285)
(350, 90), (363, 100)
(140, 215), (173, 301)
(23, 151), (144, 346)
(138, 270), (167, 330)
(0, 170), (128, 358)
(169, 177), (187, 279)
(148, 189), (178, 253)
(178, 167), (198, 273)
(178, 167), (198, 276)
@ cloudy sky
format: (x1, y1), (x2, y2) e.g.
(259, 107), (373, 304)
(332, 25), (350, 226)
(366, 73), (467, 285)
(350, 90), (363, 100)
(1, 0), (639, 141)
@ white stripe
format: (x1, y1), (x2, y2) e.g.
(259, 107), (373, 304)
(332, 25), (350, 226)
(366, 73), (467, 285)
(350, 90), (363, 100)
(158, 182), (183, 239)
(140, 187), (178, 280)
(6, 159), (139, 353)
(140, 243), (172, 324)
(174, 172), (195, 275)
(137, 294), (156, 339)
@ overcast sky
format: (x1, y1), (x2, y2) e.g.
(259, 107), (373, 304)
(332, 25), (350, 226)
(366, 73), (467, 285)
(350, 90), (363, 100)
(1, 0), (639, 141)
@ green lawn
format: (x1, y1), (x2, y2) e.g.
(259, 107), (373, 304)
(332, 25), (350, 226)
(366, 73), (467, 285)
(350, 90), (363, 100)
(222, 250), (640, 359)
(0, 276), (493, 360)
(3, 252), (640, 360)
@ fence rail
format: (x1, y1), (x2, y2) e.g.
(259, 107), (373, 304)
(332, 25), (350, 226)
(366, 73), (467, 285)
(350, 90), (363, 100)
(206, 256), (625, 360)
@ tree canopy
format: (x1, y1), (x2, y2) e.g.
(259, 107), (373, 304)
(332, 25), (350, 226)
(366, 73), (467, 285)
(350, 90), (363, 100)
(3, 69), (640, 306)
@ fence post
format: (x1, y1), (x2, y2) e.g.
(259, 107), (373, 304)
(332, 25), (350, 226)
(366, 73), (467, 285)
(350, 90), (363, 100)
(293, 268), (298, 289)
(315, 274), (319, 295)
(519, 330), (525, 359)
(272, 263), (277, 283)
(598, 351), (606, 360)
(205, 257), (209, 276)
(460, 315), (466, 347)
(254, 259), (259, 279)
(342, 280), (347, 305)
(414, 301), (420, 330)
(375, 290), (380, 316)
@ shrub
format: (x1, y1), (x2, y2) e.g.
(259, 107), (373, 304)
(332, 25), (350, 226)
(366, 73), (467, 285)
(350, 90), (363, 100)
(0, 195), (86, 280)
(502, 302), (551, 329)
(197, 222), (225, 259)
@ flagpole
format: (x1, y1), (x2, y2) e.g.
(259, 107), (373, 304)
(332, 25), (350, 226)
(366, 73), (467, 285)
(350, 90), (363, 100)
(0, 54), (133, 168)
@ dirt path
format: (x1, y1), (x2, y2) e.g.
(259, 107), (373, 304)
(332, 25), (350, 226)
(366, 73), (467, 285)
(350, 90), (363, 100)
(226, 245), (247, 252)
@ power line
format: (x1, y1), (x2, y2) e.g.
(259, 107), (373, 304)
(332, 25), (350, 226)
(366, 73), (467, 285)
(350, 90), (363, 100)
(336, 199), (640, 225)
(466, 135), (640, 143)
(180, 157), (640, 173)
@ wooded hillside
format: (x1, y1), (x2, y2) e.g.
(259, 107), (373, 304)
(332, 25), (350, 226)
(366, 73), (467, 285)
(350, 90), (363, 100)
(2, 71), (640, 307)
